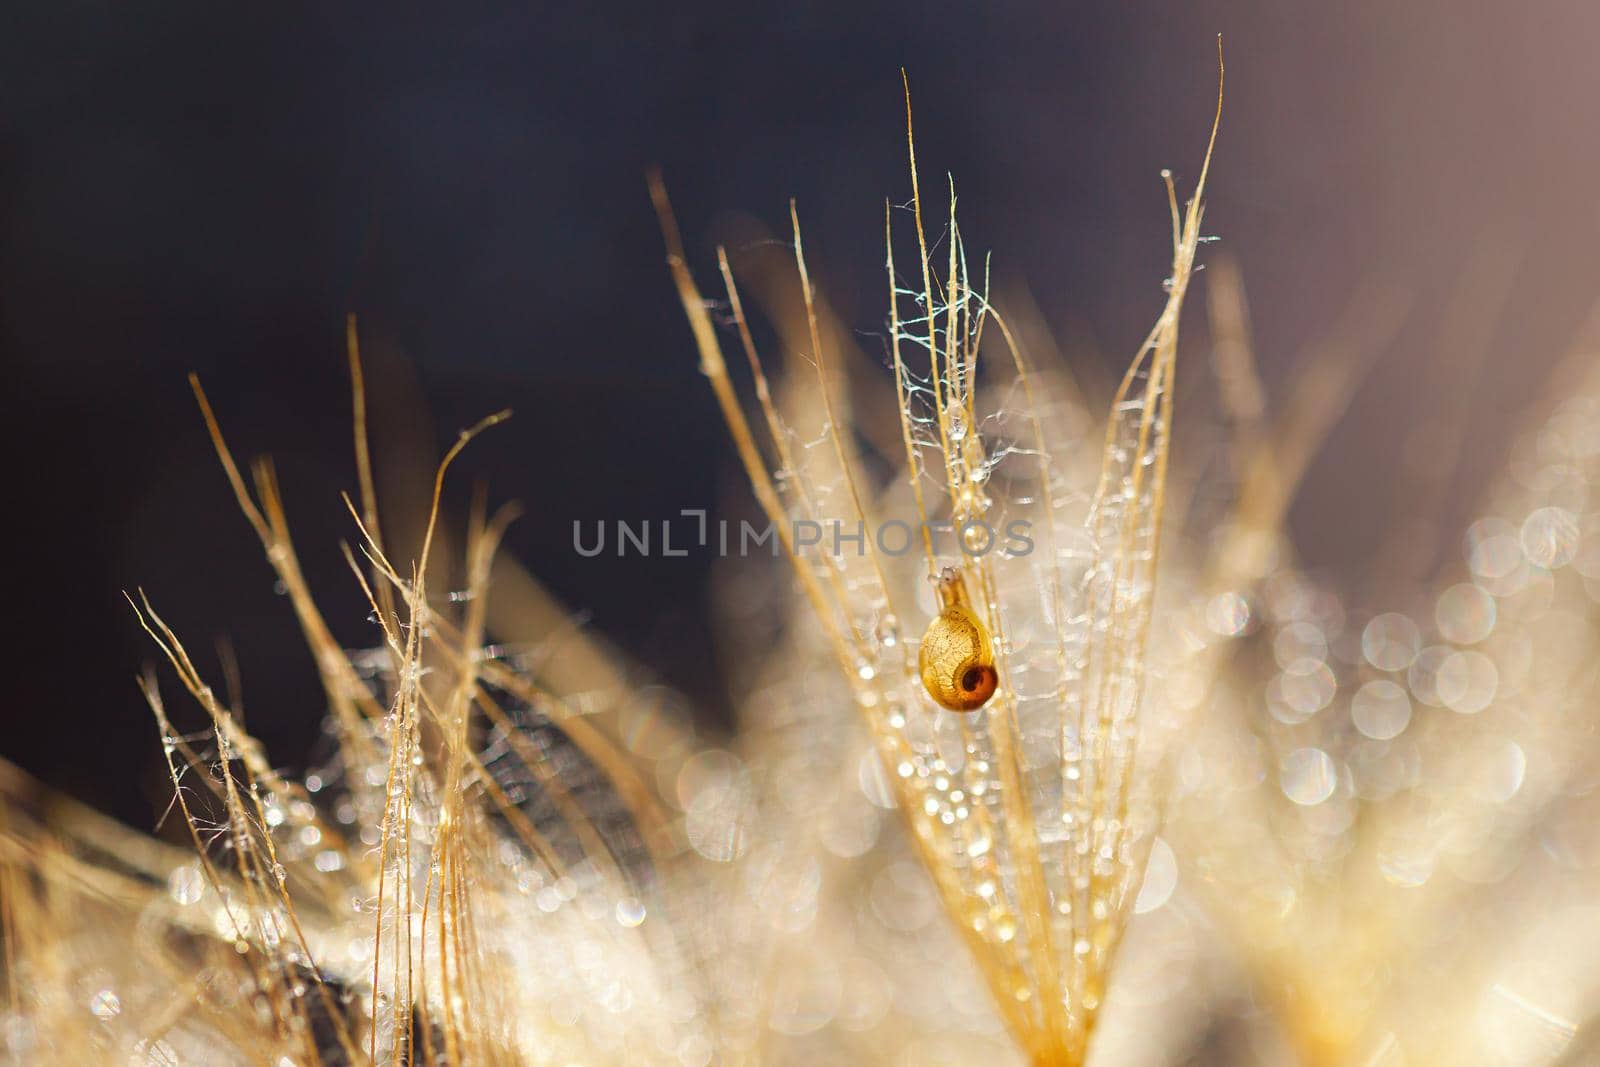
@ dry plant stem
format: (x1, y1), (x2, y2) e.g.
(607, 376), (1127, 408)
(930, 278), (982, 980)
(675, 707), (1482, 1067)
(932, 184), (1069, 1054)
(11, 331), (725, 1062)
(895, 86), (1071, 1052)
(893, 151), (1069, 1047)
(653, 177), (1043, 1048)
(1163, 240), (1523, 1067)
(190, 377), (388, 774)
(347, 315), (401, 649)
(337, 503), (674, 855)
(901, 72), (958, 510)
(975, 302), (1078, 1048)
(648, 172), (857, 677)
(718, 246), (869, 647)
(186, 369), (533, 1064)
(365, 407), (507, 1065)
(789, 200), (905, 633)
(1075, 151), (1208, 1009)
(884, 200), (940, 574)
(129, 622), (362, 1065)
(893, 128), (1017, 930)
(662, 50), (1222, 1066)
(984, 305), (1068, 690)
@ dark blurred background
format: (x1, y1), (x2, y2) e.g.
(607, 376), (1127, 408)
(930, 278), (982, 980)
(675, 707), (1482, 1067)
(5, 2), (1599, 826)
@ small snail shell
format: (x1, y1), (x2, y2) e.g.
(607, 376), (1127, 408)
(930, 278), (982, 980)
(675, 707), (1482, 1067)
(918, 568), (998, 712)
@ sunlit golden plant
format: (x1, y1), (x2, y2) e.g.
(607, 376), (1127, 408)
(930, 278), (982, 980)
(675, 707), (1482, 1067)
(651, 65), (1221, 1063)
(11, 46), (1600, 1067)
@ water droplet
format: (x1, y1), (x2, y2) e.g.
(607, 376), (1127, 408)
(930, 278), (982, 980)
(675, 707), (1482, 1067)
(1205, 591), (1251, 636)
(1482, 740), (1526, 802)
(133, 1038), (179, 1065)
(1266, 658), (1337, 725)
(1281, 748), (1338, 806)
(1435, 583), (1496, 645)
(1134, 837), (1178, 913)
(88, 990), (121, 1019)
(1437, 650), (1498, 714)
(1351, 680), (1412, 740)
(1363, 613), (1421, 672)
(1273, 622), (1328, 669)
(615, 897), (647, 927)
(1521, 507), (1579, 569)
(857, 751), (896, 809)
(959, 520), (993, 555)
(1469, 527), (1527, 593)
(167, 865), (205, 906)
(1407, 645), (1455, 707)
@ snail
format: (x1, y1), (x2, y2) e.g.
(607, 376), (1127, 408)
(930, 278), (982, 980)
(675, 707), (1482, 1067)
(918, 567), (999, 712)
